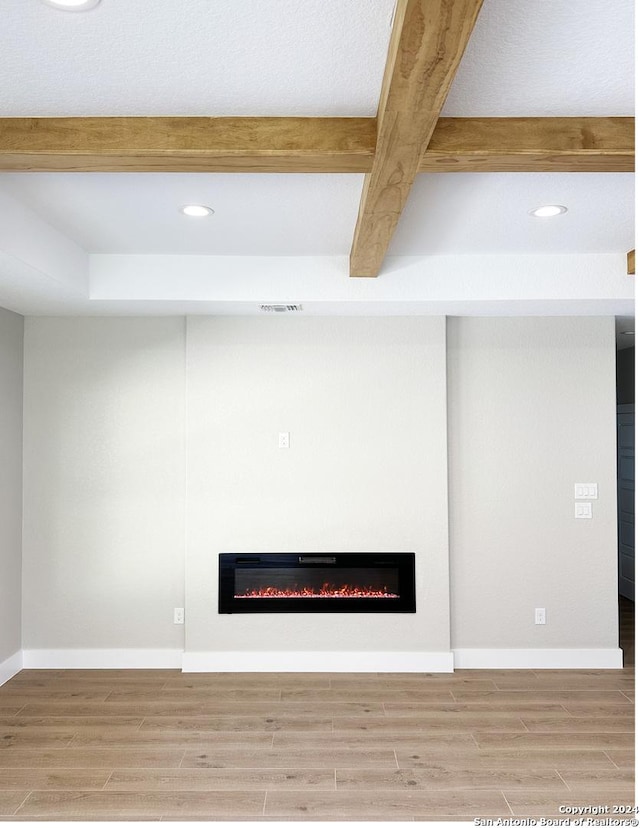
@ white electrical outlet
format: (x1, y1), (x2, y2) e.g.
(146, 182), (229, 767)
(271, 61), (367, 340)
(173, 607), (185, 625)
(278, 432), (290, 449)
(535, 608), (546, 625)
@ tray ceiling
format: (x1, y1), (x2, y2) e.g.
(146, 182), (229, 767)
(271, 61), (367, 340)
(0, 0), (634, 316)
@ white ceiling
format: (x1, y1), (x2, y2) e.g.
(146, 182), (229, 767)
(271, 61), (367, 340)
(0, 171), (633, 257)
(0, 173), (364, 255)
(0, 0), (396, 116)
(387, 173), (635, 255)
(1, 0), (632, 117)
(0, 0), (634, 320)
(442, 0), (634, 117)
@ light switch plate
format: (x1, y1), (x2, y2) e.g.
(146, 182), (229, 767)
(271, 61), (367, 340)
(575, 483), (598, 499)
(575, 502), (593, 519)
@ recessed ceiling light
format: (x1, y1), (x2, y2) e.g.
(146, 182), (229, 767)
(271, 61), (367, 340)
(181, 205), (214, 218)
(529, 205), (568, 218)
(41, 0), (101, 10)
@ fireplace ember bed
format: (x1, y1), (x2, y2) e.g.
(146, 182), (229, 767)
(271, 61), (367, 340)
(218, 553), (416, 613)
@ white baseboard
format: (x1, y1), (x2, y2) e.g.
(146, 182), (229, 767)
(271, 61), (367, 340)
(182, 650), (455, 673)
(453, 647), (624, 669)
(14, 648), (624, 672)
(22, 649), (183, 669)
(0, 651), (22, 686)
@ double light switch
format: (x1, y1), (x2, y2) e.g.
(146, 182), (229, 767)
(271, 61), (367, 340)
(574, 483), (597, 519)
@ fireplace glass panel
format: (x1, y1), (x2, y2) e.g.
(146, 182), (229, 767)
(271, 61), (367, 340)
(234, 566), (400, 600)
(219, 553), (415, 613)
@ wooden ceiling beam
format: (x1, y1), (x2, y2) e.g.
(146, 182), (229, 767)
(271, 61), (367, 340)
(422, 117), (635, 172)
(0, 116), (376, 173)
(0, 116), (632, 174)
(349, 0), (485, 277)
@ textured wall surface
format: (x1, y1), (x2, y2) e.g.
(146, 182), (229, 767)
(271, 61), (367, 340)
(185, 316), (450, 655)
(20, 314), (621, 658)
(448, 316), (619, 649)
(22, 318), (186, 649)
(0, 307), (23, 663)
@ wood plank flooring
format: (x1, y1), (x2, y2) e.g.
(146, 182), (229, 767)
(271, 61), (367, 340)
(0, 603), (633, 821)
(0, 666), (633, 821)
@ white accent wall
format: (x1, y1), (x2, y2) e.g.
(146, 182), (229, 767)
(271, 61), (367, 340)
(185, 317), (450, 663)
(448, 317), (619, 652)
(22, 318), (186, 651)
(0, 307), (23, 666)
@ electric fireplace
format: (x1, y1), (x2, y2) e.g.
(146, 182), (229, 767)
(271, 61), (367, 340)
(218, 553), (416, 613)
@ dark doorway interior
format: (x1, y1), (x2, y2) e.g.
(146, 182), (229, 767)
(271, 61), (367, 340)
(619, 595), (634, 667)
(616, 338), (634, 668)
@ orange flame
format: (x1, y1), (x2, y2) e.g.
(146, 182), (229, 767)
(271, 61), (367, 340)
(236, 582), (399, 599)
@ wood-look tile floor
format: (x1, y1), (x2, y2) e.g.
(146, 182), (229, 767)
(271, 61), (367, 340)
(0, 607), (633, 821)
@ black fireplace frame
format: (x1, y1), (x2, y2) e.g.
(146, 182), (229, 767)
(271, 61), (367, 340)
(218, 552), (416, 614)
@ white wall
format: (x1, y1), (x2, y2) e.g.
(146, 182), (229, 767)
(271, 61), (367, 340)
(448, 317), (619, 652)
(185, 317), (450, 660)
(0, 307), (23, 665)
(22, 318), (186, 651)
(19, 314), (621, 667)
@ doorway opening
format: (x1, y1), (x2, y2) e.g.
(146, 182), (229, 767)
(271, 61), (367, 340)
(615, 319), (634, 667)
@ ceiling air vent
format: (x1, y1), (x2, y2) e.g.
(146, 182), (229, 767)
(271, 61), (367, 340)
(260, 304), (303, 313)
